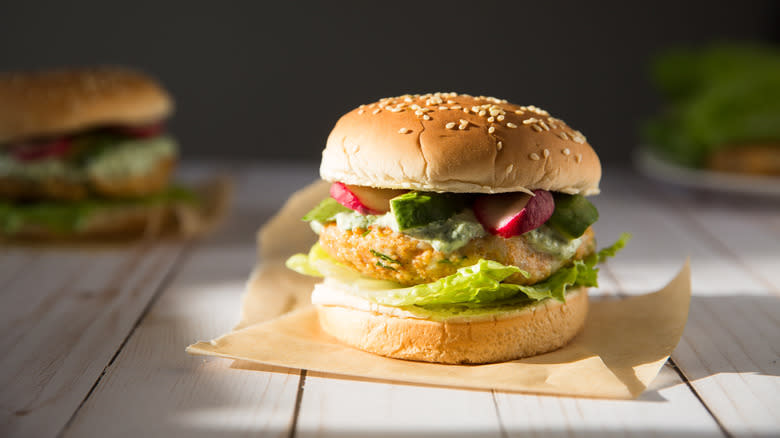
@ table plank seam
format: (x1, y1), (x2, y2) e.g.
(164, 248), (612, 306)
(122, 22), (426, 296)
(490, 390), (510, 438)
(601, 263), (732, 438)
(667, 359), (734, 438)
(288, 369), (307, 438)
(55, 243), (193, 438)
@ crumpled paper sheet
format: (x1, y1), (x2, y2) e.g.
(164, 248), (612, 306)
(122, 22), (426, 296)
(188, 181), (691, 399)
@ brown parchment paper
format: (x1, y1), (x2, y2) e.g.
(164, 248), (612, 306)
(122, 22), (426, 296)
(187, 181), (692, 399)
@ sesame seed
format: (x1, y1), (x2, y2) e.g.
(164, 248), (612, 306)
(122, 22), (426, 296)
(488, 126), (496, 134)
(523, 118), (538, 125)
(398, 127), (410, 134)
(558, 132), (569, 140)
(575, 154), (582, 163)
(439, 106), (448, 110)
(445, 122), (456, 129)
(562, 148), (571, 155)
(489, 108), (501, 116)
(531, 124), (543, 132)
(472, 106), (480, 112)
(373, 108), (381, 114)
(514, 109), (524, 115)
(451, 105), (462, 109)
(487, 116), (495, 123)
(497, 115), (505, 121)
(506, 122), (517, 128)
(530, 153), (540, 160)
(539, 121), (550, 131)
(496, 141), (503, 150)
(479, 110), (487, 116)
(423, 114), (431, 120)
(358, 109), (364, 115)
(462, 108), (470, 113)
(506, 164), (514, 173)
(543, 148), (550, 158)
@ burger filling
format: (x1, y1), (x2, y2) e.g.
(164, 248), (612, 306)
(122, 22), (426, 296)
(0, 124), (177, 190)
(0, 124), (196, 236)
(288, 182), (629, 319)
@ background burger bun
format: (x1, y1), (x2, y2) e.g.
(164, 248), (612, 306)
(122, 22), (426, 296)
(0, 67), (173, 144)
(321, 93), (601, 195)
(316, 287), (588, 364)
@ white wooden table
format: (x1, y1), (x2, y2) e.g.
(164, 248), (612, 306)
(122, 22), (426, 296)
(2, 163), (778, 438)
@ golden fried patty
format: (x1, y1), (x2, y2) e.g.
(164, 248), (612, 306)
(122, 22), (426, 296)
(319, 224), (596, 286)
(0, 156), (174, 201)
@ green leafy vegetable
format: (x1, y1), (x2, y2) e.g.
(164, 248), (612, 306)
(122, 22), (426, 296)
(370, 249), (400, 264)
(302, 198), (352, 222)
(643, 44), (780, 167)
(375, 261), (398, 271)
(547, 194), (599, 239)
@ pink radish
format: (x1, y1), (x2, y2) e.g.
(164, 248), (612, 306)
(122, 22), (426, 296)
(473, 190), (554, 238)
(329, 182), (406, 214)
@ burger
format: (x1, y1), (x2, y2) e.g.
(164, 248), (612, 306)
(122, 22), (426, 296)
(0, 67), (199, 239)
(287, 93), (628, 364)
(643, 44), (780, 177)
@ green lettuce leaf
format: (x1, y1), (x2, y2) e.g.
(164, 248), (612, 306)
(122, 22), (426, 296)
(302, 198), (352, 222)
(286, 233), (632, 306)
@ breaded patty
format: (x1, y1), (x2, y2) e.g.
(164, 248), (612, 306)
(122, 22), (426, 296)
(0, 156), (174, 201)
(319, 224), (596, 286)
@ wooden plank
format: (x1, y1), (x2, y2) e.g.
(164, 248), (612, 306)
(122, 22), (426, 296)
(62, 165), (318, 437)
(495, 363), (723, 438)
(659, 187), (780, 292)
(61, 244), (301, 438)
(297, 372), (504, 438)
(0, 243), (183, 438)
(595, 172), (780, 437)
(0, 249), (37, 288)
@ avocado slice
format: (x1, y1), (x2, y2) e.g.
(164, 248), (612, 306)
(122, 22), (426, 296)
(302, 198), (352, 222)
(546, 193), (599, 239)
(390, 191), (470, 230)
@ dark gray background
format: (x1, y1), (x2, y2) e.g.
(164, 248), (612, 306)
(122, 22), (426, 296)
(1, 1), (777, 165)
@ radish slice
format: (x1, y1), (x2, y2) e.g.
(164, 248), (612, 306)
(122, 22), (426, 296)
(329, 182), (406, 214)
(10, 138), (73, 161)
(473, 190), (554, 238)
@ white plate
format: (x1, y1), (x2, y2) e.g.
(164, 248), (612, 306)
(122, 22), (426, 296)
(635, 146), (780, 198)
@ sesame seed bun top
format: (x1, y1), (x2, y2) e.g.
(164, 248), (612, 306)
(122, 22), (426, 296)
(320, 93), (601, 195)
(0, 67), (173, 144)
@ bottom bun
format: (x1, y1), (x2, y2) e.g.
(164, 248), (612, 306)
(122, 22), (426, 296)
(316, 287), (588, 364)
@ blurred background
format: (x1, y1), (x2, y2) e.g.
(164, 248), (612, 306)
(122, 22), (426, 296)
(1, 0), (777, 166)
